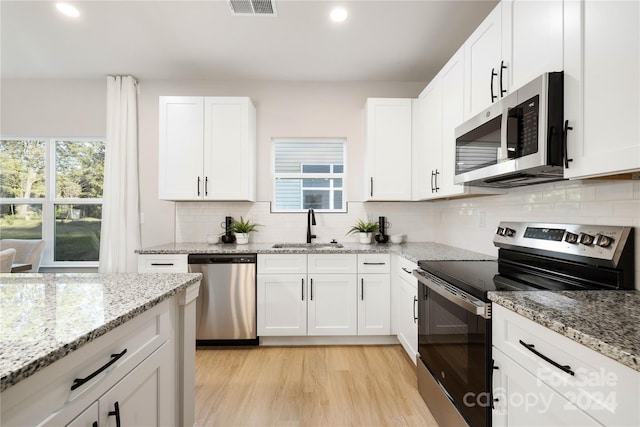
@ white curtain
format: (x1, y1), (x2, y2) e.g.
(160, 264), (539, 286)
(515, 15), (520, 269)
(99, 76), (141, 273)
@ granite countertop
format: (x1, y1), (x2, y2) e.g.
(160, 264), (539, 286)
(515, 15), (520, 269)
(488, 290), (640, 373)
(0, 272), (202, 392)
(136, 241), (495, 263)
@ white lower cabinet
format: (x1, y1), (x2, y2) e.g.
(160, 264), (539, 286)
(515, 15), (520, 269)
(393, 255), (418, 363)
(492, 304), (640, 427)
(138, 254), (188, 273)
(257, 253), (390, 337)
(1, 286), (200, 427)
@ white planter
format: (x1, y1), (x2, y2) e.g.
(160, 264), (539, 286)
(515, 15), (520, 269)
(235, 233), (249, 245)
(359, 232), (373, 244)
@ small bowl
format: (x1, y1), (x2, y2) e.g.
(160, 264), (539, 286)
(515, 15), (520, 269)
(206, 235), (220, 244)
(389, 234), (405, 244)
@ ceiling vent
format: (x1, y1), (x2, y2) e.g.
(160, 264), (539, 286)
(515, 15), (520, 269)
(227, 0), (277, 16)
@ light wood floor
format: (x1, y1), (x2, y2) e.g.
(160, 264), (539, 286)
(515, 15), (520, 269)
(195, 345), (438, 427)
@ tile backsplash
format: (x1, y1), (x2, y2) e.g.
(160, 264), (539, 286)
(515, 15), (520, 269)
(175, 179), (640, 288)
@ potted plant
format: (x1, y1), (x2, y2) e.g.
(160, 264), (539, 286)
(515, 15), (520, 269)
(230, 216), (261, 244)
(346, 219), (380, 244)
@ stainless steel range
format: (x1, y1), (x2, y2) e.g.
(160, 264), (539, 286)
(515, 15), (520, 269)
(413, 222), (635, 427)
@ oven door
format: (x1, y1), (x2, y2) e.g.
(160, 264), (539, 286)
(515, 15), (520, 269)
(415, 270), (491, 427)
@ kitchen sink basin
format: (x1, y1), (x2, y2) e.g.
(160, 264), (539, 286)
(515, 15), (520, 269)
(272, 243), (344, 249)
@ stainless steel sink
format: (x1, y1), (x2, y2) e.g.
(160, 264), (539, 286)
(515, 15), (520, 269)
(272, 243), (344, 249)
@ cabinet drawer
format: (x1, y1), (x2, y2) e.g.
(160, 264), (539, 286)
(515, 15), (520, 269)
(138, 254), (188, 273)
(308, 254), (357, 274)
(493, 304), (640, 427)
(258, 254), (307, 274)
(358, 254), (390, 274)
(395, 255), (417, 287)
(1, 300), (172, 426)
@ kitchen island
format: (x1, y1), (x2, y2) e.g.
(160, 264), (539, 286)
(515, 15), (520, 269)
(0, 272), (202, 426)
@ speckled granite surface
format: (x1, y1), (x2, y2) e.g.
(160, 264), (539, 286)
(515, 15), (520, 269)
(488, 291), (640, 372)
(0, 272), (202, 392)
(136, 242), (495, 263)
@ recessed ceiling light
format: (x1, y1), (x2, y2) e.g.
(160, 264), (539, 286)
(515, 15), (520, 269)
(330, 7), (348, 23)
(56, 3), (80, 18)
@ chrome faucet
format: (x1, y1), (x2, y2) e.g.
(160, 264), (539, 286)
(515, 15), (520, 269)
(306, 208), (316, 243)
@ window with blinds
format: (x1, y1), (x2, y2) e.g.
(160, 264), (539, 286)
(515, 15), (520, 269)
(272, 139), (346, 212)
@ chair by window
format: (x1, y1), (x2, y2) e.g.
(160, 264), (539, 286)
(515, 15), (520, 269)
(0, 248), (17, 273)
(0, 239), (45, 272)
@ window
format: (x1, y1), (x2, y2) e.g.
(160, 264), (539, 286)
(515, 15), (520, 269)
(0, 138), (105, 266)
(272, 138), (346, 212)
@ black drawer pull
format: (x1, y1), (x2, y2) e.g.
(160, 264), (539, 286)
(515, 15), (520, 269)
(71, 349), (128, 390)
(413, 296), (418, 323)
(363, 262), (386, 265)
(150, 263), (174, 266)
(401, 267), (412, 274)
(519, 340), (574, 376)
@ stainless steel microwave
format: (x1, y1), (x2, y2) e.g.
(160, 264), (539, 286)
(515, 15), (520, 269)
(454, 72), (565, 188)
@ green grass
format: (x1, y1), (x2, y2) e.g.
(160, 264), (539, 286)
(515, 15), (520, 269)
(1, 218), (101, 261)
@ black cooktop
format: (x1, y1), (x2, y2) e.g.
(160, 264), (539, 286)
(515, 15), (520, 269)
(417, 259), (578, 302)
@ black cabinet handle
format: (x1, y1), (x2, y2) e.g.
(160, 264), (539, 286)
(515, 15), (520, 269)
(370, 177), (373, 197)
(205, 176), (208, 196)
(434, 169), (440, 192)
(563, 120), (574, 168)
(361, 278), (364, 301)
(301, 278), (304, 301)
(401, 267), (413, 275)
(500, 61), (508, 96)
(71, 349), (127, 390)
(108, 401), (122, 427)
(363, 262), (386, 265)
(519, 340), (575, 376)
(491, 68), (498, 102)
(150, 263), (174, 266)
(310, 278), (313, 301)
(413, 296), (418, 322)
(197, 176), (201, 196)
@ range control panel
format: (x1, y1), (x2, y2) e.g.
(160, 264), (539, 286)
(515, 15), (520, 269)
(494, 221), (633, 265)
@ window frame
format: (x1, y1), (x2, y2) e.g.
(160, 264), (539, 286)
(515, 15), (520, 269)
(0, 137), (104, 268)
(271, 138), (347, 213)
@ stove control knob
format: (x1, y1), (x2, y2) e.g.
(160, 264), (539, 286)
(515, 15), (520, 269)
(504, 227), (516, 237)
(564, 232), (579, 244)
(579, 233), (595, 246)
(596, 234), (614, 248)
(496, 227), (505, 236)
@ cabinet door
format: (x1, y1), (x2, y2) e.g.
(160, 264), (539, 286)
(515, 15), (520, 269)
(100, 343), (172, 427)
(158, 96), (204, 200)
(396, 275), (418, 364)
(414, 79), (442, 200)
(365, 99), (413, 201)
(203, 97), (256, 201)
(464, 3), (503, 119)
(564, 0), (640, 179)
(307, 274), (357, 335)
(439, 47), (466, 197)
(66, 402), (98, 427)
(503, 0), (563, 92)
(492, 348), (602, 427)
(357, 274), (390, 335)
(257, 274), (307, 336)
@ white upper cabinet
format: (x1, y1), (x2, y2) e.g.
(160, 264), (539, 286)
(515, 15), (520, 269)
(413, 78), (441, 200)
(464, 0), (563, 119)
(563, 0), (640, 179)
(464, 3), (503, 118)
(364, 98), (413, 201)
(158, 96), (256, 201)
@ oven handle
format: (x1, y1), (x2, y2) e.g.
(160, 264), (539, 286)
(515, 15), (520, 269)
(412, 269), (491, 319)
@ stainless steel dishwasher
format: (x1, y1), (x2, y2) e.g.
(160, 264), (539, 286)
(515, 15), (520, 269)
(188, 253), (258, 345)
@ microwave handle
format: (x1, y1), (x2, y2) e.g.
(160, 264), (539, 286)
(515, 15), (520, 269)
(499, 108), (509, 162)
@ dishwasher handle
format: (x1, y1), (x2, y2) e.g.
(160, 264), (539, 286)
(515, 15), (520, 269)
(188, 254), (256, 264)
